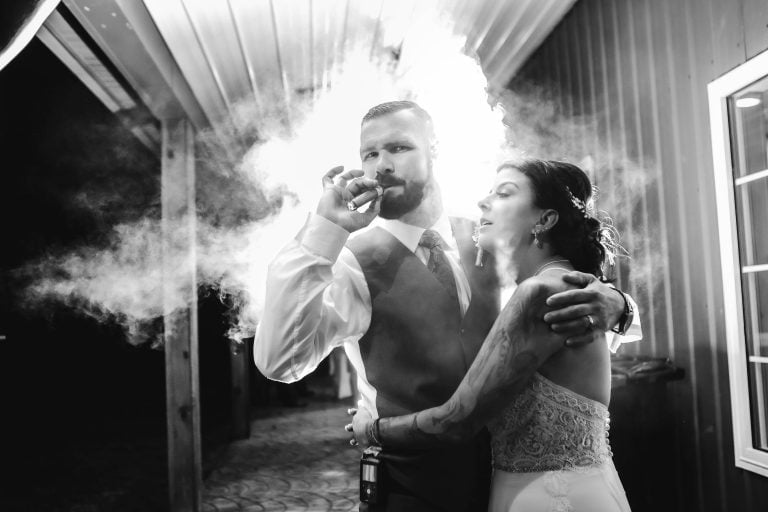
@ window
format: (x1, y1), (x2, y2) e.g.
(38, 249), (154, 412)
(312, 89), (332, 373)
(709, 48), (768, 478)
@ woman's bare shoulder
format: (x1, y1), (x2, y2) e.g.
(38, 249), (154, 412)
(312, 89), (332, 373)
(518, 271), (576, 298)
(508, 271), (576, 322)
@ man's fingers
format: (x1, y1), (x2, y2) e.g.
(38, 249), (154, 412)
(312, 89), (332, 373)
(322, 165), (345, 188)
(549, 318), (590, 335)
(337, 169), (364, 189)
(368, 196), (381, 217)
(545, 288), (595, 308)
(353, 195), (381, 222)
(543, 304), (592, 324)
(346, 177), (379, 197)
(560, 271), (596, 287)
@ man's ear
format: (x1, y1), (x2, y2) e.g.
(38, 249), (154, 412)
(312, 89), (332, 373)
(540, 209), (559, 231)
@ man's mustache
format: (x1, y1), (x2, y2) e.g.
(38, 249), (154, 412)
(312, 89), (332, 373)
(376, 175), (406, 188)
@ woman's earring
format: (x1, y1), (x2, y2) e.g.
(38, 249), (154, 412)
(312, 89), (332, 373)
(532, 227), (544, 249)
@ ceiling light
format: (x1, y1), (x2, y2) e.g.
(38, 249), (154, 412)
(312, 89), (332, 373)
(735, 97), (761, 108)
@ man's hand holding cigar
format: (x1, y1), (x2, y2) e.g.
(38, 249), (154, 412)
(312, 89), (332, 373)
(317, 165), (383, 233)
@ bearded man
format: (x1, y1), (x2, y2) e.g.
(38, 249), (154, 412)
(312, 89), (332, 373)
(254, 100), (640, 511)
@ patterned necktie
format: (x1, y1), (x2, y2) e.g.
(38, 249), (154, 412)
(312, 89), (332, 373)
(419, 229), (460, 312)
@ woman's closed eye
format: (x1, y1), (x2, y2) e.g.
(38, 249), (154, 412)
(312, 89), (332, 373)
(494, 183), (520, 197)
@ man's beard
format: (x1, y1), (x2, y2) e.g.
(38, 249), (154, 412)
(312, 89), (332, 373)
(378, 177), (428, 219)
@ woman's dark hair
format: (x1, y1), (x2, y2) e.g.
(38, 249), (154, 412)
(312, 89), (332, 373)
(500, 159), (616, 279)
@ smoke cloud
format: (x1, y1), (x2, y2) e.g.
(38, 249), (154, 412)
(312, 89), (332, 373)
(18, 7), (662, 345)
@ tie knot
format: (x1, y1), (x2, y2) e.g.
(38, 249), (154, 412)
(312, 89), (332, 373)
(419, 229), (442, 249)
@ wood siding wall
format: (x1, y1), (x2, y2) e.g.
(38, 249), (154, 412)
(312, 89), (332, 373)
(514, 0), (768, 510)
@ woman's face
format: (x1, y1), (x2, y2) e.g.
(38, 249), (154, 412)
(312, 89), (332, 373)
(476, 167), (541, 253)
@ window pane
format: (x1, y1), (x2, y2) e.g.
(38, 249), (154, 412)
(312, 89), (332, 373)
(730, 74), (768, 457)
(735, 178), (768, 267)
(748, 361), (768, 452)
(742, 272), (768, 358)
(730, 75), (768, 178)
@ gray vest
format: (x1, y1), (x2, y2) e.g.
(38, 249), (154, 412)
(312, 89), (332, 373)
(347, 218), (499, 511)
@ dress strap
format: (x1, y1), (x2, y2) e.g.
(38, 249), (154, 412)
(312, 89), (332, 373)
(536, 266), (572, 276)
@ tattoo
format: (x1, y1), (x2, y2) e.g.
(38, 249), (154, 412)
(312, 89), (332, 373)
(377, 278), (567, 448)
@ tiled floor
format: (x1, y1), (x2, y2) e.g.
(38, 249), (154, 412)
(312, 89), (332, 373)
(203, 401), (361, 512)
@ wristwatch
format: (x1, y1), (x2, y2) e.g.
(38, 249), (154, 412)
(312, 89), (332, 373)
(611, 288), (633, 335)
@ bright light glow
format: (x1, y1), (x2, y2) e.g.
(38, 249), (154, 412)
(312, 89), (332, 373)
(735, 97), (761, 108)
(23, 11), (512, 343)
(22, 5), (660, 345)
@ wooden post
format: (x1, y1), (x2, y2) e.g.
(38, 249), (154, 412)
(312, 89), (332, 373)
(230, 338), (252, 440)
(162, 118), (201, 512)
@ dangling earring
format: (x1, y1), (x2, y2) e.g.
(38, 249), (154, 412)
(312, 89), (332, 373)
(532, 226), (544, 249)
(472, 226), (485, 267)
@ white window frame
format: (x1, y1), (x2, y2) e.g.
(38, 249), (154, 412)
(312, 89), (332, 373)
(708, 47), (768, 478)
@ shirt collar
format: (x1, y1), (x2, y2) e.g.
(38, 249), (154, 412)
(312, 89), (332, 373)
(372, 214), (457, 253)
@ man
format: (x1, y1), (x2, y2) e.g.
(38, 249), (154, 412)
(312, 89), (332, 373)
(255, 101), (640, 511)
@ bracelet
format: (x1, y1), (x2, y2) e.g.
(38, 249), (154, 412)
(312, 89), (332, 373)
(610, 288), (633, 335)
(367, 418), (382, 446)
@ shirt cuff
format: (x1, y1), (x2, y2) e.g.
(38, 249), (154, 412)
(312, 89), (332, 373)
(297, 213), (351, 262)
(608, 293), (642, 352)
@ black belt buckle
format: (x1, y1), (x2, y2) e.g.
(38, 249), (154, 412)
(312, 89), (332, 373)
(360, 446), (386, 504)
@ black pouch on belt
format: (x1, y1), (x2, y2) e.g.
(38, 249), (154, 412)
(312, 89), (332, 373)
(360, 446), (387, 504)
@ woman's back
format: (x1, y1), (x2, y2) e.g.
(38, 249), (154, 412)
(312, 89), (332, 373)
(488, 271), (613, 474)
(487, 270), (629, 512)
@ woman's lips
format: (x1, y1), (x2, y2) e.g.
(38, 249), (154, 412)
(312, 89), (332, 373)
(478, 219), (492, 230)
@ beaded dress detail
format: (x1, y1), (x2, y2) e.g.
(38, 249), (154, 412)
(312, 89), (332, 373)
(488, 372), (612, 473)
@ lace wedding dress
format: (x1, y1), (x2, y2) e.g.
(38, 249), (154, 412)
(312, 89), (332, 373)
(487, 372), (631, 512)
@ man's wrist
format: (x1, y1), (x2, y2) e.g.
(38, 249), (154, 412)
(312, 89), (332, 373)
(367, 418), (382, 447)
(610, 288), (633, 335)
(299, 213), (350, 260)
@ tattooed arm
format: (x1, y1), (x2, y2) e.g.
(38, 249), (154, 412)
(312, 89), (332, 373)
(353, 276), (569, 448)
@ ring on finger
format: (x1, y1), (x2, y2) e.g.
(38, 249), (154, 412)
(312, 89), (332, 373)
(585, 314), (595, 330)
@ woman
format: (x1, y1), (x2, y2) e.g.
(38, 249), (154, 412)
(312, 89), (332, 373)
(352, 159), (632, 512)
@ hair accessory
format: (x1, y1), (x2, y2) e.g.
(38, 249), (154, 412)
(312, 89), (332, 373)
(565, 186), (590, 218)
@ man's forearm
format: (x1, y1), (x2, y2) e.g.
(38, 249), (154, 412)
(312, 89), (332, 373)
(254, 215), (360, 381)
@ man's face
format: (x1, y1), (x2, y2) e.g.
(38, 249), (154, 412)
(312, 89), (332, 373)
(359, 109), (434, 219)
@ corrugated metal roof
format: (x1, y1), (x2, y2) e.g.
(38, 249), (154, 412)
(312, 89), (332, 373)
(42, 0), (576, 139)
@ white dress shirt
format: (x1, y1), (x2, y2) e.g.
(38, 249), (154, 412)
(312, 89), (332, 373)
(254, 212), (642, 416)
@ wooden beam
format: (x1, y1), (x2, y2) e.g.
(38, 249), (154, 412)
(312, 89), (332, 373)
(0, 0), (60, 71)
(162, 118), (201, 512)
(230, 338), (252, 440)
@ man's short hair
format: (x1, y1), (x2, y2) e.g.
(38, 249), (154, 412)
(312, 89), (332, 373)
(361, 100), (433, 126)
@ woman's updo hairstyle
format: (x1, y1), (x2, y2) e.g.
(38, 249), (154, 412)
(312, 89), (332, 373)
(501, 159), (617, 280)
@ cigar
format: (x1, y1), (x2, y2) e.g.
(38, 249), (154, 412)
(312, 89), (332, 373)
(347, 186), (384, 211)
